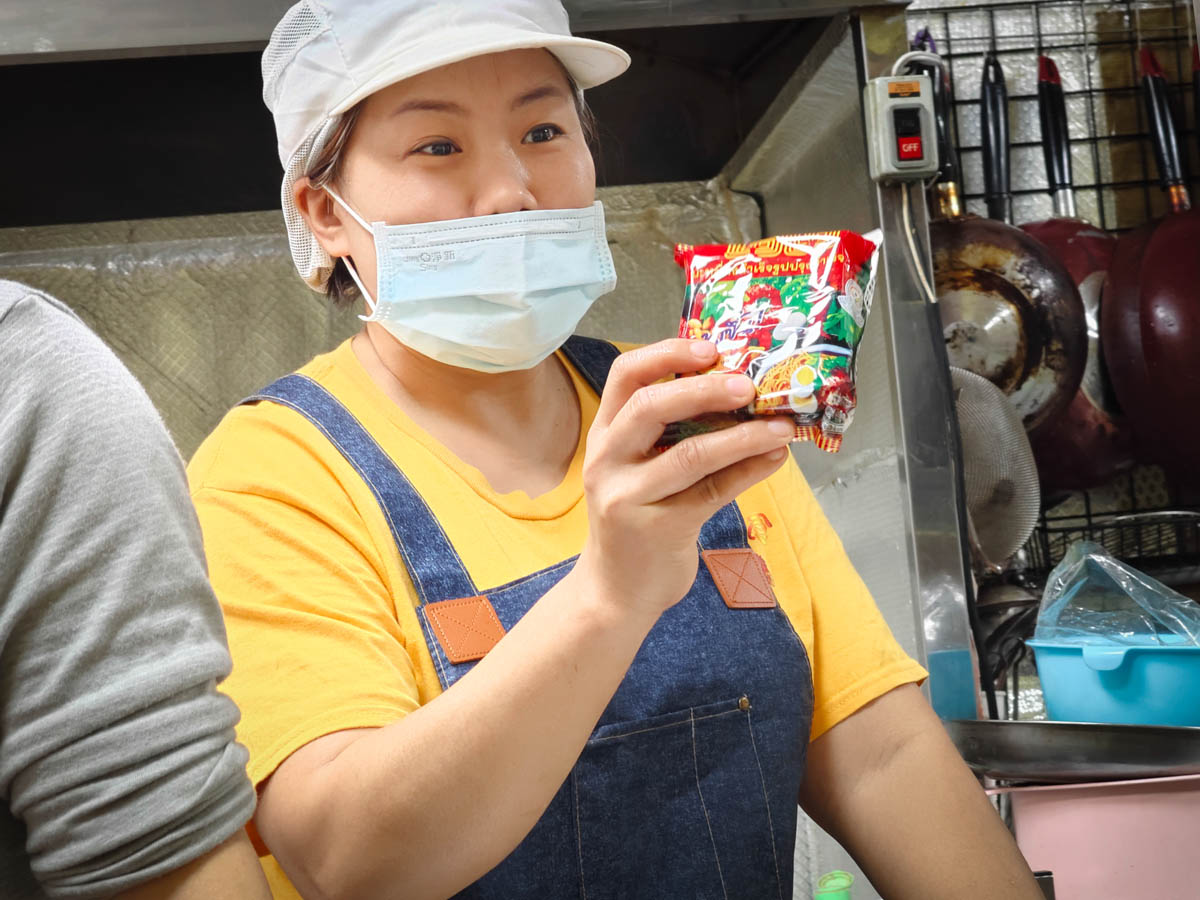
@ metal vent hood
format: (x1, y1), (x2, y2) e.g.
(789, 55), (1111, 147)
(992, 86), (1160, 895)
(0, 0), (905, 63)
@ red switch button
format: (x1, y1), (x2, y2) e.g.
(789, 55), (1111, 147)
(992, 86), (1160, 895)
(898, 136), (923, 161)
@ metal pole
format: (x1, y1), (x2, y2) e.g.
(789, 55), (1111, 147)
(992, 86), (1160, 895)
(855, 6), (980, 722)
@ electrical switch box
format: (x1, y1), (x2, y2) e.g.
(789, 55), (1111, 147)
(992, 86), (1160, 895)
(863, 75), (939, 182)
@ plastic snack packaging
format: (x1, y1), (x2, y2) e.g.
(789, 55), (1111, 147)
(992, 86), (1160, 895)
(659, 230), (881, 453)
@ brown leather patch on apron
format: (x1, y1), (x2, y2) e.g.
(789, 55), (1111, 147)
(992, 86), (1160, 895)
(702, 548), (777, 609)
(425, 595), (506, 663)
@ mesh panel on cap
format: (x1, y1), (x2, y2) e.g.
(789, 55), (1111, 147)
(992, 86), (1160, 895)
(262, 1), (328, 110)
(282, 116), (338, 289)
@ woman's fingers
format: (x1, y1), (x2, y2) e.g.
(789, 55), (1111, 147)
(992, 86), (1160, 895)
(667, 445), (792, 520)
(624, 418), (795, 505)
(579, 342), (797, 614)
(594, 340), (719, 429)
(602, 372), (758, 456)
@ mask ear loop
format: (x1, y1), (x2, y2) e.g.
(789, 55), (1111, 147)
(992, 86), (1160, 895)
(323, 185), (379, 320)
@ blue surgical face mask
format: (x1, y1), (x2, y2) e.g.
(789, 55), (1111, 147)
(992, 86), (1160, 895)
(325, 188), (617, 373)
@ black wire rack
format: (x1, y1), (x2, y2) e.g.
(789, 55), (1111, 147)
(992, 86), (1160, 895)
(907, 0), (1200, 233)
(908, 0), (1200, 581)
(1024, 497), (1200, 581)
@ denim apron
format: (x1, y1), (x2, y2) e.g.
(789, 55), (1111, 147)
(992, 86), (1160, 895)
(245, 336), (815, 899)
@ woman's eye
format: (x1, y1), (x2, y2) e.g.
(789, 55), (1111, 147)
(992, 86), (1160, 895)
(523, 124), (563, 144)
(415, 140), (459, 157)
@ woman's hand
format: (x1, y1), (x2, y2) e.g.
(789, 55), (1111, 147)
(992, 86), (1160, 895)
(576, 339), (795, 617)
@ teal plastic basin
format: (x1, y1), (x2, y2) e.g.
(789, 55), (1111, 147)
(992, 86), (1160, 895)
(1027, 636), (1200, 727)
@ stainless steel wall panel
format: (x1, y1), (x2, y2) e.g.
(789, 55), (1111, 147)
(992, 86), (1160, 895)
(578, 180), (761, 343)
(0, 216), (358, 457)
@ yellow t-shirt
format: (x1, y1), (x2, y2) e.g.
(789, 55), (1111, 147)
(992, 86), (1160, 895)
(188, 337), (926, 897)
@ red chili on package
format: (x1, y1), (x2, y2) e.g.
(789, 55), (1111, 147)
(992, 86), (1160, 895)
(660, 230), (880, 453)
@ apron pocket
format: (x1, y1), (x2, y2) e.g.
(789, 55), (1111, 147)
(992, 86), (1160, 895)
(573, 695), (785, 900)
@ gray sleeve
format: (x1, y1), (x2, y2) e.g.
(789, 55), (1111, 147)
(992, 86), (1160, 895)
(0, 284), (256, 898)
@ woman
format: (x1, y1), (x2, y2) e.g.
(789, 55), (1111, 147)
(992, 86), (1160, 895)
(189, 2), (1042, 898)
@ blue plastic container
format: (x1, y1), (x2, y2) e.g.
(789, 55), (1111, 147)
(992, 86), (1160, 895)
(1027, 636), (1200, 727)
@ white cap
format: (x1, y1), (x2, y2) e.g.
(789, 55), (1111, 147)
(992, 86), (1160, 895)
(262, 0), (631, 290)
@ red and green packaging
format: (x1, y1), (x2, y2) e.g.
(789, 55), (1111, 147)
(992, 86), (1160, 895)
(659, 230), (880, 453)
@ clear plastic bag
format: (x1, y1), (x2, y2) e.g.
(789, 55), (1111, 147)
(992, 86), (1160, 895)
(1035, 541), (1200, 645)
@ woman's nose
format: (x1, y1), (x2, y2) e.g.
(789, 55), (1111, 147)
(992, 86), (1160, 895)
(470, 145), (536, 217)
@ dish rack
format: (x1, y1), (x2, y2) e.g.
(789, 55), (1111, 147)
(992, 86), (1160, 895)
(1023, 500), (1200, 585)
(989, 501), (1200, 723)
(992, 475), (1200, 722)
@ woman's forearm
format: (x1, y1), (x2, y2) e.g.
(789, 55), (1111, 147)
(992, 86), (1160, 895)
(115, 831), (272, 900)
(268, 562), (660, 900)
(837, 728), (1041, 898)
(799, 685), (1042, 900)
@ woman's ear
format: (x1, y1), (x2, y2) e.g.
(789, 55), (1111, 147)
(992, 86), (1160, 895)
(294, 177), (355, 259)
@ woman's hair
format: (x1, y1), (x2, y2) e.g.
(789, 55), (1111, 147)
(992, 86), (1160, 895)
(306, 69), (598, 307)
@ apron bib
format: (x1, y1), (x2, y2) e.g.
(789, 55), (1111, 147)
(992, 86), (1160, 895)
(246, 336), (814, 899)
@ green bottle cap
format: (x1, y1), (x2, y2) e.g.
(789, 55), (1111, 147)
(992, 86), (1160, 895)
(814, 870), (855, 899)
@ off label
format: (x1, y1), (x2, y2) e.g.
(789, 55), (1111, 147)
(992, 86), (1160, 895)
(888, 80), (921, 97)
(898, 137), (923, 159)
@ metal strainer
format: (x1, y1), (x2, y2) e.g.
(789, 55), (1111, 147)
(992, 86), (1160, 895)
(951, 366), (1041, 572)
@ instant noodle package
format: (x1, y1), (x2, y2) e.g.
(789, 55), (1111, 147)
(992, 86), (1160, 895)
(659, 230), (881, 453)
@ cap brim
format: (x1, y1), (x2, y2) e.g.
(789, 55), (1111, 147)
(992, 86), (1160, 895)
(330, 29), (630, 118)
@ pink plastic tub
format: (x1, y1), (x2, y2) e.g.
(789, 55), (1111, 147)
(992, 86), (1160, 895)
(989, 774), (1200, 899)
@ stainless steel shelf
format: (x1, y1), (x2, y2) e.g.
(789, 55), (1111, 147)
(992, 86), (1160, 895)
(567, 0), (904, 30)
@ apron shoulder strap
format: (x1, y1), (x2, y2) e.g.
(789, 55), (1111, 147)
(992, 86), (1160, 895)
(561, 335), (622, 398)
(241, 374), (478, 604)
(559, 337), (751, 553)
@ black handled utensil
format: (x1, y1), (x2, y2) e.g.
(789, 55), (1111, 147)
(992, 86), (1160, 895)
(1036, 55), (1074, 219)
(911, 28), (962, 217)
(980, 51), (1011, 223)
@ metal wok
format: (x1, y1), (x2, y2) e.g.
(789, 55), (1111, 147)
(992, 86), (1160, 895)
(917, 43), (1087, 436)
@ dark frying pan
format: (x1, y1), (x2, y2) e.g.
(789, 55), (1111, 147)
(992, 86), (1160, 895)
(945, 719), (1200, 784)
(918, 44), (1087, 436)
(1102, 48), (1200, 484)
(1021, 56), (1132, 493)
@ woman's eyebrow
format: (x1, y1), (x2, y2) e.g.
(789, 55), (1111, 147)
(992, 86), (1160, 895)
(511, 84), (569, 110)
(391, 98), (468, 117)
(388, 85), (564, 118)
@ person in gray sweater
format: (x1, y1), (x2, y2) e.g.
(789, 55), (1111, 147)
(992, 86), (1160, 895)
(0, 280), (271, 899)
